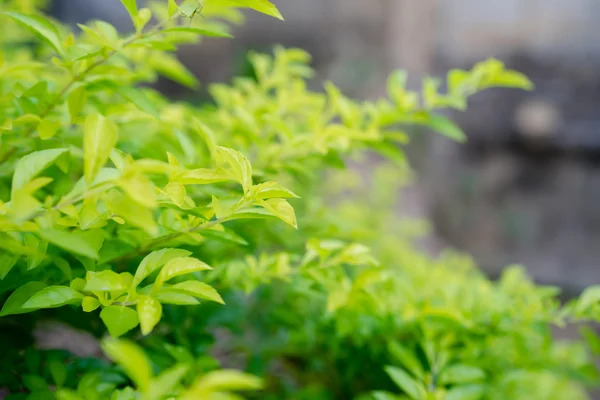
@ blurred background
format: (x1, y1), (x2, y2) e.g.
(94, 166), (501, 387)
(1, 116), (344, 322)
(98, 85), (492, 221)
(51, 0), (600, 295)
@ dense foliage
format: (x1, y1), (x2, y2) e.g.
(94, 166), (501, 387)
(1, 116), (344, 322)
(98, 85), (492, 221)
(1, 0), (599, 399)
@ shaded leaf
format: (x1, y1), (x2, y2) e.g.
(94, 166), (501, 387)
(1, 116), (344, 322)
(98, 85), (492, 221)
(0, 281), (47, 316)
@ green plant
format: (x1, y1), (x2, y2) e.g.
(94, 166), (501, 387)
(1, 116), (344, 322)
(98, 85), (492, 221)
(1, 1), (599, 399)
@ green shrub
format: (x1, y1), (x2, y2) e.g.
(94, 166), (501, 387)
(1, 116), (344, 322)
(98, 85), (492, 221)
(1, 1), (599, 399)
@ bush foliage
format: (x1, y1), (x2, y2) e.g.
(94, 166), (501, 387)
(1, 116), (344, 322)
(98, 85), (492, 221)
(0, 0), (599, 399)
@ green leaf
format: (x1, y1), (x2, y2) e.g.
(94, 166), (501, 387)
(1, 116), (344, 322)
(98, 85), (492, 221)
(168, 0), (179, 17)
(48, 358), (68, 387)
(154, 292), (199, 305)
(439, 365), (485, 385)
(133, 248), (193, 289)
(102, 338), (152, 391)
(37, 229), (100, 260)
(118, 171), (157, 208)
(372, 392), (402, 400)
(427, 114), (466, 143)
(445, 384), (486, 400)
(215, 146), (253, 192)
(208, 0), (283, 20)
(384, 366), (425, 400)
(0, 281), (47, 316)
(100, 306), (140, 337)
(160, 27), (233, 38)
(84, 270), (127, 292)
(251, 181), (298, 200)
(109, 85), (158, 117)
(4, 12), (65, 55)
(84, 113), (119, 184)
(146, 365), (190, 400)
(577, 286), (600, 313)
(258, 198), (297, 228)
(137, 295), (162, 335)
(0, 253), (19, 280)
(150, 53), (198, 88)
(67, 86), (87, 120)
(22, 286), (84, 310)
(82, 296), (101, 312)
(200, 227), (248, 246)
(174, 168), (231, 185)
(24, 234), (47, 270)
(184, 370), (263, 398)
(154, 257), (212, 290)
(105, 190), (157, 236)
(166, 281), (224, 304)
(119, 0), (138, 21)
(11, 148), (69, 195)
(38, 118), (61, 140)
(388, 342), (424, 380)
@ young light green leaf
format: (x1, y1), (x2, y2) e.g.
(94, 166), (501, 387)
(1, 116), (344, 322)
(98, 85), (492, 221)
(168, 0), (179, 17)
(427, 114), (467, 143)
(11, 148), (68, 195)
(251, 181), (299, 200)
(132, 248), (193, 289)
(438, 365), (486, 386)
(22, 286), (84, 310)
(67, 86), (87, 120)
(208, 0), (283, 20)
(118, 171), (157, 208)
(4, 12), (65, 56)
(119, 0), (138, 21)
(384, 366), (425, 400)
(82, 296), (100, 312)
(160, 27), (233, 38)
(38, 118), (61, 140)
(84, 270), (127, 292)
(137, 295), (162, 335)
(84, 113), (119, 184)
(0, 281), (47, 316)
(37, 229), (100, 260)
(100, 306), (140, 337)
(215, 146), (252, 192)
(183, 369), (263, 399)
(154, 292), (200, 305)
(109, 85), (159, 117)
(150, 53), (198, 89)
(105, 190), (158, 236)
(174, 168), (231, 185)
(576, 286), (600, 313)
(258, 198), (297, 228)
(154, 257), (212, 290)
(166, 281), (224, 304)
(445, 384), (486, 400)
(102, 338), (152, 391)
(146, 365), (190, 400)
